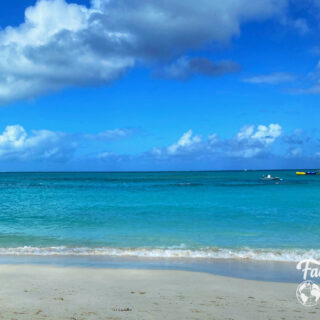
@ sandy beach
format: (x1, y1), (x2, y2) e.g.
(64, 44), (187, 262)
(0, 264), (316, 320)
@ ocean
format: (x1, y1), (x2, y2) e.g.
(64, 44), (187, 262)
(0, 171), (319, 263)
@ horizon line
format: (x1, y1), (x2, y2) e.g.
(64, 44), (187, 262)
(0, 169), (317, 174)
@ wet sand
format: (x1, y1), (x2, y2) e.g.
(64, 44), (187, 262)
(0, 264), (317, 320)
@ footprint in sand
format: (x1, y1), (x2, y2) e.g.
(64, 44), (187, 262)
(54, 297), (64, 301)
(191, 309), (202, 313)
(112, 307), (132, 312)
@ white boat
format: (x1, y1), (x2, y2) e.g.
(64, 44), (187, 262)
(261, 174), (281, 181)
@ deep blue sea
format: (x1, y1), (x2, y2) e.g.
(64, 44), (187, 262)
(0, 171), (319, 262)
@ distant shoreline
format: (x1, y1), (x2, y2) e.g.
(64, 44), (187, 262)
(0, 169), (318, 173)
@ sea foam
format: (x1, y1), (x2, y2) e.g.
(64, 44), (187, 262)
(0, 246), (318, 262)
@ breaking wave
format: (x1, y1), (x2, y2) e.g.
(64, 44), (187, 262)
(0, 246), (318, 262)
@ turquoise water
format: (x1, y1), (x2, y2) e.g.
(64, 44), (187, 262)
(0, 171), (319, 261)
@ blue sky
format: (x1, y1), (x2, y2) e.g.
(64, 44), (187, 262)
(0, 0), (320, 171)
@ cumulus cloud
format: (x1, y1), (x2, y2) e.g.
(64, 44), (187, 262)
(228, 124), (282, 157)
(152, 124), (283, 159)
(1, 123), (317, 169)
(152, 130), (202, 158)
(0, 0), (287, 104)
(153, 57), (241, 80)
(167, 130), (202, 155)
(0, 125), (75, 160)
(250, 124), (282, 144)
(0, 0), (134, 105)
(0, 125), (139, 163)
(243, 72), (296, 84)
(0, 124), (138, 163)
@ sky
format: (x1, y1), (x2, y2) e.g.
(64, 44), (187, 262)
(0, 0), (320, 171)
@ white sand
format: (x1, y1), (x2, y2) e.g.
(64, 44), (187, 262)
(0, 264), (317, 320)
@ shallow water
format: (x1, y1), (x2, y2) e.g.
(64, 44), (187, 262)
(0, 255), (300, 283)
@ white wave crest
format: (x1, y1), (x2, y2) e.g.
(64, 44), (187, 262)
(0, 246), (318, 262)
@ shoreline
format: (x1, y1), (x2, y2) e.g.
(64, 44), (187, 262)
(0, 245), (316, 262)
(0, 254), (300, 283)
(0, 264), (316, 320)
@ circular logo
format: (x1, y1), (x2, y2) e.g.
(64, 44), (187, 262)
(296, 280), (320, 307)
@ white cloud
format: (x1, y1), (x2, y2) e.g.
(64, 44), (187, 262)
(85, 128), (133, 140)
(152, 124), (282, 160)
(208, 133), (220, 150)
(98, 152), (119, 160)
(0, 0), (134, 104)
(251, 124), (282, 144)
(167, 130), (202, 155)
(228, 124), (282, 157)
(0, 123), (314, 168)
(0, 124), (136, 162)
(98, 152), (115, 159)
(1, 0), (90, 46)
(0, 125), (75, 160)
(0, 0), (288, 104)
(243, 72), (296, 84)
(236, 125), (255, 140)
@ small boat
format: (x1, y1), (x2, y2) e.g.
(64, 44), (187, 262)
(261, 174), (281, 181)
(296, 171), (320, 175)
